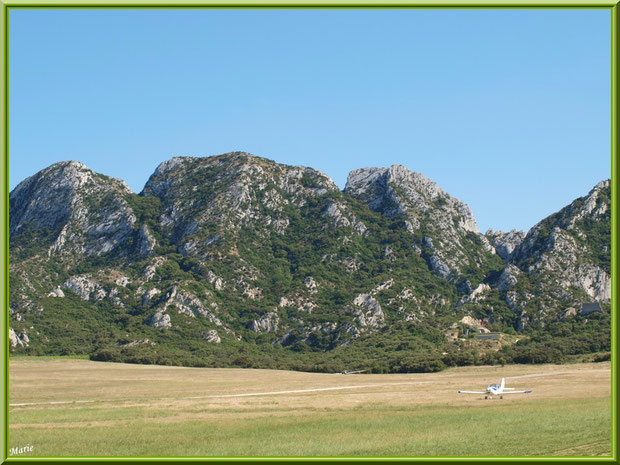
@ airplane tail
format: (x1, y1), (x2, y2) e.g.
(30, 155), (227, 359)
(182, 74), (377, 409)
(500, 378), (505, 390)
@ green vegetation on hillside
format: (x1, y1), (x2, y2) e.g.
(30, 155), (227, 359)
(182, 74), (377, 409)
(8, 156), (611, 373)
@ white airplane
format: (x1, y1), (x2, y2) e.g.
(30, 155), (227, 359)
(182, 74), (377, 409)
(458, 378), (532, 399)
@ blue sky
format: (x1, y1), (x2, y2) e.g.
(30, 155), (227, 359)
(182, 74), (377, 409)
(9, 9), (610, 232)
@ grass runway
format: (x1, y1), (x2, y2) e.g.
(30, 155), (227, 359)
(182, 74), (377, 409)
(8, 359), (612, 457)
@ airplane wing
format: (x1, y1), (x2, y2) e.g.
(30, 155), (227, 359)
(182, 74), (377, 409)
(501, 390), (532, 394)
(458, 390), (488, 394)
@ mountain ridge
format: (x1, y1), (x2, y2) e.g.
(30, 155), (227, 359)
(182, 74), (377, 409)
(8, 152), (611, 372)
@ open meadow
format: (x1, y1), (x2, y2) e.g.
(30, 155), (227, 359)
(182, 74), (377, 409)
(8, 359), (612, 458)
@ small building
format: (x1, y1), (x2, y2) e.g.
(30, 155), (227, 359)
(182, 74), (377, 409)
(581, 302), (602, 316)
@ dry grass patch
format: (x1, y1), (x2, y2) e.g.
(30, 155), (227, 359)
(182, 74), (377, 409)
(8, 359), (611, 457)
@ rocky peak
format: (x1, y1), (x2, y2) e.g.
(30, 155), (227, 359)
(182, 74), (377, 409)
(11, 161), (115, 235)
(557, 179), (610, 229)
(10, 160), (136, 259)
(144, 152), (337, 197)
(141, 152), (339, 246)
(489, 179), (611, 326)
(486, 229), (526, 261)
(509, 179), (610, 269)
(345, 164), (491, 280)
(345, 165), (479, 233)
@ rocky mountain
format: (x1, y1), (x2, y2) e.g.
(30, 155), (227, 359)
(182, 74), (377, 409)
(497, 180), (611, 330)
(344, 165), (501, 286)
(8, 152), (611, 371)
(9, 161), (139, 317)
(10, 161), (136, 260)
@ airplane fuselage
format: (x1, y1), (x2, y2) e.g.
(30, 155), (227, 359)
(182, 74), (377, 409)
(458, 378), (531, 399)
(485, 385), (502, 398)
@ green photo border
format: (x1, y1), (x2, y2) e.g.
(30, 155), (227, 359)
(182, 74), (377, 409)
(0, 1), (617, 462)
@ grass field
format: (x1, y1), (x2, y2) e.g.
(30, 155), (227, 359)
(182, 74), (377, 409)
(8, 359), (612, 458)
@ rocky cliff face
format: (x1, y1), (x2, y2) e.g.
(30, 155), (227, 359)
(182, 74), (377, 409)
(345, 165), (478, 233)
(9, 161), (140, 316)
(10, 161), (137, 260)
(496, 180), (611, 329)
(485, 229), (526, 261)
(344, 165), (498, 283)
(142, 152), (340, 245)
(8, 153), (610, 362)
